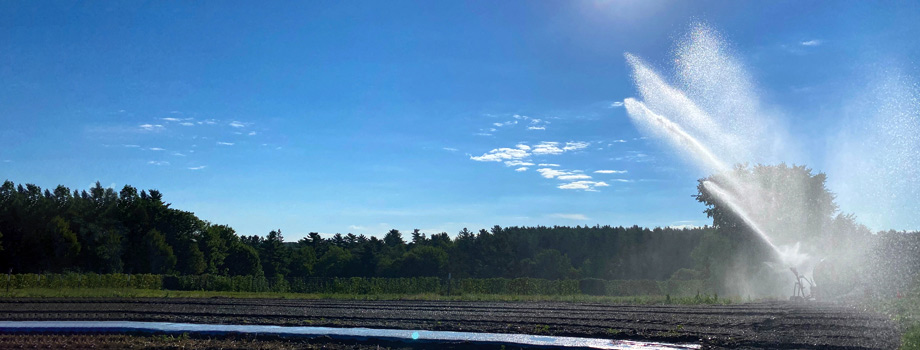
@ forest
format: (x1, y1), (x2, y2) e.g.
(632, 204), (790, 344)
(2, 165), (917, 296)
(0, 180), (705, 284)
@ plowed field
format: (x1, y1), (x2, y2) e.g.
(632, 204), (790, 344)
(0, 298), (899, 349)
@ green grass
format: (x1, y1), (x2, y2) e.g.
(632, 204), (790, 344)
(869, 286), (920, 350)
(1, 287), (735, 305)
(903, 324), (920, 350)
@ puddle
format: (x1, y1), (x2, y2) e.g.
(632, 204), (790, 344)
(0, 321), (700, 349)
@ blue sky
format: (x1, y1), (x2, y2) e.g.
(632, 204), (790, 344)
(2, 1), (919, 239)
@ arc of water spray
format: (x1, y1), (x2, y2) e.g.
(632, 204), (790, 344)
(623, 93), (790, 264)
(701, 181), (782, 257)
(623, 98), (727, 172)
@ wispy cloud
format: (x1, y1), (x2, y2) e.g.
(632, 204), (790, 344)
(179, 122), (195, 126)
(528, 126), (546, 130)
(161, 117), (181, 122)
(123, 144), (141, 148)
(442, 147), (458, 152)
(615, 151), (650, 162)
(563, 141), (589, 151)
(139, 124), (164, 131)
(515, 167), (528, 172)
(188, 165), (207, 170)
(536, 168), (590, 180)
(248, 131), (257, 136)
(609, 101), (624, 108)
(558, 181), (609, 191)
(610, 139), (627, 143)
(470, 145), (530, 162)
(217, 142), (235, 146)
(504, 160), (534, 167)
(594, 170), (627, 174)
(549, 213), (589, 221)
(147, 147), (165, 151)
(171, 152), (186, 157)
(532, 142), (563, 155)
(538, 163), (560, 167)
(800, 39), (822, 46)
(147, 160), (169, 166)
(557, 174), (592, 180)
(229, 121), (247, 128)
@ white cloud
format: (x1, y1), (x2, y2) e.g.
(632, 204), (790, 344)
(515, 167), (528, 172)
(248, 131), (257, 136)
(557, 174), (592, 180)
(139, 124), (164, 131)
(549, 213), (589, 221)
(515, 144), (531, 151)
(513, 114), (528, 120)
(558, 181), (609, 191)
(536, 168), (570, 179)
(123, 144), (140, 148)
(147, 147), (165, 151)
(563, 141), (589, 151)
(492, 120), (518, 128)
(217, 142), (234, 146)
(443, 147), (458, 152)
(504, 160), (534, 167)
(800, 39), (822, 46)
(594, 170), (627, 174)
(229, 121), (246, 128)
(161, 117), (181, 122)
(180, 122), (195, 126)
(538, 163), (560, 167)
(610, 179), (634, 183)
(611, 139), (627, 143)
(172, 152), (186, 157)
(530, 118), (542, 124)
(474, 133), (493, 136)
(610, 101), (625, 108)
(528, 126), (546, 130)
(532, 142), (563, 155)
(470, 145), (530, 162)
(147, 161), (169, 166)
(188, 165), (207, 170)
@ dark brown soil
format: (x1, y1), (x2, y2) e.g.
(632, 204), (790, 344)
(0, 298), (900, 349)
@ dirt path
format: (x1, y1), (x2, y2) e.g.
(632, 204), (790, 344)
(0, 298), (899, 349)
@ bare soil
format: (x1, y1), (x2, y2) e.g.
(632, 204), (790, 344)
(0, 298), (900, 349)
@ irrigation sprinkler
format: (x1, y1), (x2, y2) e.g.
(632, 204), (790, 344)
(789, 267), (816, 302)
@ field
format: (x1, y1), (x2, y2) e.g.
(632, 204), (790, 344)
(0, 297), (900, 349)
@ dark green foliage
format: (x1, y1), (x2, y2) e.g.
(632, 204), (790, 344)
(141, 229), (177, 274)
(0, 179), (711, 286)
(225, 243), (263, 276)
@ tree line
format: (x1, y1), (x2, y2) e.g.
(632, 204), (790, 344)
(3, 171), (916, 296)
(0, 180), (705, 283)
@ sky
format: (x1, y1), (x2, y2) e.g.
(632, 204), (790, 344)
(2, 1), (920, 240)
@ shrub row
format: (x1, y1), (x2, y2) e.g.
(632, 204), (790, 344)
(0, 273), (709, 296)
(0, 273), (162, 290)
